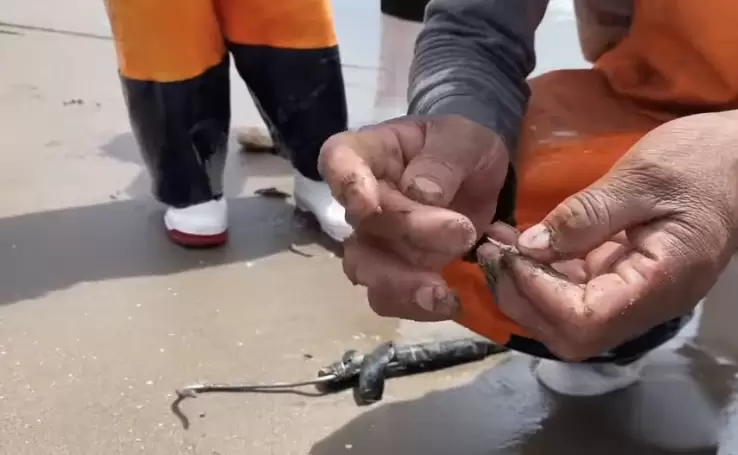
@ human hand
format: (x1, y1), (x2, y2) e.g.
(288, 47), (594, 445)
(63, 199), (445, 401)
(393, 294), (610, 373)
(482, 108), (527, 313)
(319, 115), (510, 321)
(478, 112), (738, 360)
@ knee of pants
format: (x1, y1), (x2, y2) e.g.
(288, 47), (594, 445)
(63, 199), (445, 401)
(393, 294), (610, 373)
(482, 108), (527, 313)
(513, 69), (664, 229)
(106, 0), (226, 82)
(217, 0), (338, 49)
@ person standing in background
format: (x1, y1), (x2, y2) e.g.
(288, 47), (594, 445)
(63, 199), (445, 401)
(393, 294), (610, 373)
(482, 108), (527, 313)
(380, 0), (430, 22)
(104, 0), (353, 247)
(373, 1), (427, 123)
(238, 0), (430, 148)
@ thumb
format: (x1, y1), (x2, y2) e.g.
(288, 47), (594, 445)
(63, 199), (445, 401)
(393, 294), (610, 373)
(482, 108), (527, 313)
(400, 151), (466, 207)
(516, 172), (664, 262)
(399, 117), (508, 207)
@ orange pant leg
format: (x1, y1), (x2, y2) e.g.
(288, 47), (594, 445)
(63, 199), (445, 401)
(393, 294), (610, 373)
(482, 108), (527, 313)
(445, 69), (666, 346)
(216, 0), (338, 49)
(104, 0), (225, 82)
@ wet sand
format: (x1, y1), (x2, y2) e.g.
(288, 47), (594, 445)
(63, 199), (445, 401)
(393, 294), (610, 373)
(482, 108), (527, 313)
(0, 1), (736, 454)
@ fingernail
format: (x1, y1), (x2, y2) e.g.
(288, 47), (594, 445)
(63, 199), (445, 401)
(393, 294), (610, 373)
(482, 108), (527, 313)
(414, 286), (437, 313)
(480, 260), (498, 291)
(409, 177), (443, 203)
(518, 224), (551, 250)
(476, 246), (501, 292)
(414, 285), (458, 316)
(434, 287), (460, 317)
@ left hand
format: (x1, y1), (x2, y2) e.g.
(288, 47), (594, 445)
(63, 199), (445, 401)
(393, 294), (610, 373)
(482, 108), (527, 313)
(478, 111), (738, 361)
(318, 115), (509, 321)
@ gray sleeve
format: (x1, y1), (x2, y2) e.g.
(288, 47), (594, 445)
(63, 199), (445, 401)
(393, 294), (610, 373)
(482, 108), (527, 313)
(408, 0), (549, 152)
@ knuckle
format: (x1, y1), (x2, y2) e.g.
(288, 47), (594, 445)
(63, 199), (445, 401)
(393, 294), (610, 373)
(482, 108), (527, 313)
(616, 160), (684, 208)
(322, 130), (352, 149)
(366, 286), (402, 318)
(427, 115), (504, 166)
(318, 132), (349, 162)
(341, 237), (362, 284)
(558, 189), (613, 230)
(341, 258), (359, 286)
(367, 295), (391, 317)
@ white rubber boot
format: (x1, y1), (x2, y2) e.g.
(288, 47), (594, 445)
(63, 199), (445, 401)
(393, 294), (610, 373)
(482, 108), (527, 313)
(163, 198), (228, 247)
(535, 358), (646, 397)
(293, 174), (353, 242)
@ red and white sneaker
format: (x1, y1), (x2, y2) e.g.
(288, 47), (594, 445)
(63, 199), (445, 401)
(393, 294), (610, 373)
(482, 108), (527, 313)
(163, 198), (228, 247)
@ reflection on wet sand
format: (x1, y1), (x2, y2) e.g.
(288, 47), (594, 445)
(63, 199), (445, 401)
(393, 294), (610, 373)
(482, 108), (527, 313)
(312, 340), (736, 454)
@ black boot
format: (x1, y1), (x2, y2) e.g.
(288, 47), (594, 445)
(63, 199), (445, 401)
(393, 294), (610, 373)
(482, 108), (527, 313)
(120, 56), (231, 247)
(380, 0), (431, 23)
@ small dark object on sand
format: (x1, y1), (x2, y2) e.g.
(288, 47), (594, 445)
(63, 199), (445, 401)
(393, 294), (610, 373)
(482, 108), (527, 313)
(237, 126), (277, 154)
(254, 187), (290, 199)
(63, 98), (84, 106)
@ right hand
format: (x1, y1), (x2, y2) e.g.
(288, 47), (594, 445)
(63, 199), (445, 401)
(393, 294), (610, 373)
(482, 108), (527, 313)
(318, 115), (510, 321)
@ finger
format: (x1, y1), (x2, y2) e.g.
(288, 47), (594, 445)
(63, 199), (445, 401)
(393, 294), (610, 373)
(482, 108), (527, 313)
(355, 181), (478, 268)
(556, 233), (629, 280)
(400, 116), (508, 206)
(476, 242), (560, 343)
(481, 226), (591, 283)
(516, 171), (669, 262)
(319, 133), (381, 220)
(584, 240), (629, 277)
(535, 239), (631, 285)
(498, 252), (603, 360)
(367, 285), (453, 322)
(609, 231), (631, 246)
(343, 234), (459, 321)
(484, 222), (520, 245)
(502, 225), (695, 360)
(551, 259), (589, 284)
(319, 123), (423, 221)
(483, 225), (590, 283)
